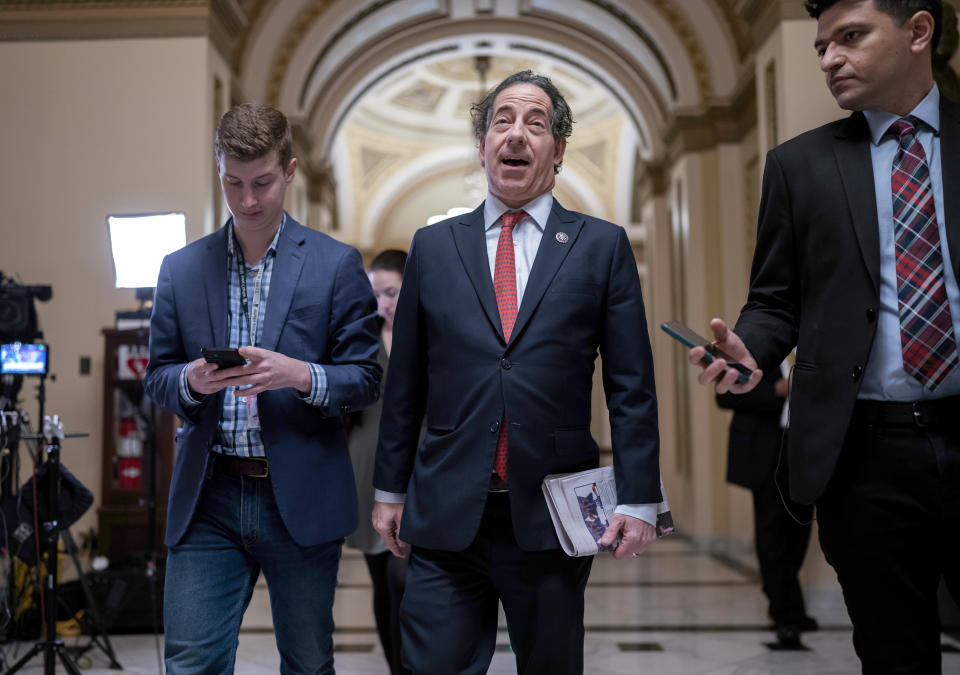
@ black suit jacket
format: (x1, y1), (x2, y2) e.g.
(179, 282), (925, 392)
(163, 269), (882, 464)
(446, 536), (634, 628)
(735, 97), (960, 504)
(374, 200), (661, 552)
(716, 370), (785, 490)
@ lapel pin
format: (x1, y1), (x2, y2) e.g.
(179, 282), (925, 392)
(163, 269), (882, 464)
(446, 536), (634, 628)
(555, 232), (569, 244)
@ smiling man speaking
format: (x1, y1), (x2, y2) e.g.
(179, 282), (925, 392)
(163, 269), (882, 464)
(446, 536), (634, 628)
(372, 71), (663, 674)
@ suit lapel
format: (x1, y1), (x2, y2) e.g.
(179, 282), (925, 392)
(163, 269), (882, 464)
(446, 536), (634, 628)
(259, 218), (306, 352)
(940, 98), (960, 281)
(451, 205), (505, 339)
(509, 201), (583, 345)
(203, 225), (230, 347)
(833, 112), (881, 293)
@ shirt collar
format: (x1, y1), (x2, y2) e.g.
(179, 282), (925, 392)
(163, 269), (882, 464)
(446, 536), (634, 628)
(483, 191), (553, 233)
(227, 211), (286, 262)
(864, 83), (940, 146)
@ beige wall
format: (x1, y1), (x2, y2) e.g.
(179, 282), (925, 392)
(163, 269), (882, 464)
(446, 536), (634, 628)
(0, 37), (221, 537)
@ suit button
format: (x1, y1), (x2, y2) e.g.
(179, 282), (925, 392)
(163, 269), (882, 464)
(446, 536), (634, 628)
(490, 421), (500, 433)
(852, 365), (863, 381)
(866, 308), (877, 323)
(501, 358), (512, 370)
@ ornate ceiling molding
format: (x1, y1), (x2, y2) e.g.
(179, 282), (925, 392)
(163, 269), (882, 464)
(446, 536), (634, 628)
(734, 0), (811, 46)
(663, 70), (756, 162)
(577, 0), (678, 100)
(0, 0), (246, 48)
(230, 0), (268, 74)
(713, 0), (752, 61)
(264, 0), (339, 107)
(644, 0), (712, 101)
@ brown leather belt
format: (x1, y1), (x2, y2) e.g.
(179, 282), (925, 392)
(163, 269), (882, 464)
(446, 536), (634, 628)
(211, 454), (269, 478)
(853, 396), (959, 429)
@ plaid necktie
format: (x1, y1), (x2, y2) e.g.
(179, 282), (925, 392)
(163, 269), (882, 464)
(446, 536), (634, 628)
(889, 116), (958, 390)
(493, 210), (526, 482)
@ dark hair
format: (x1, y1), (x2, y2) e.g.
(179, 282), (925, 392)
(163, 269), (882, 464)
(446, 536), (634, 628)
(470, 70), (573, 175)
(369, 249), (407, 275)
(804, 0), (942, 52)
(215, 102), (293, 169)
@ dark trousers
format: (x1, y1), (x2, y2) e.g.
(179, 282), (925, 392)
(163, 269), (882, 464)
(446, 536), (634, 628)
(817, 411), (960, 674)
(753, 459), (813, 628)
(399, 491), (593, 675)
(364, 551), (410, 675)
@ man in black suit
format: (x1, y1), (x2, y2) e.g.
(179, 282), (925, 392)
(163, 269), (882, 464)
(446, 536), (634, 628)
(691, 1), (960, 672)
(716, 368), (815, 646)
(372, 71), (662, 674)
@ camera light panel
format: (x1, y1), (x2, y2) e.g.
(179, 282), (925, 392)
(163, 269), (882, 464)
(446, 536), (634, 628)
(108, 213), (186, 288)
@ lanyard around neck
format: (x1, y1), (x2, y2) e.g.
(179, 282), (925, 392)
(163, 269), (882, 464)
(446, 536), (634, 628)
(234, 230), (266, 347)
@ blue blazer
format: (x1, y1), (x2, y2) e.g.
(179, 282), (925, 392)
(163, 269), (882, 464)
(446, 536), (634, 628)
(374, 200), (661, 552)
(144, 216), (381, 547)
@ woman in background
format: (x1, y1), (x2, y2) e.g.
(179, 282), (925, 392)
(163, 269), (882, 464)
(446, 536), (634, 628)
(346, 249), (410, 675)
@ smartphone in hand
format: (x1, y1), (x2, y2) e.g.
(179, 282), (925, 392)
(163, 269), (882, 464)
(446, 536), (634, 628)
(201, 347), (246, 370)
(660, 321), (753, 384)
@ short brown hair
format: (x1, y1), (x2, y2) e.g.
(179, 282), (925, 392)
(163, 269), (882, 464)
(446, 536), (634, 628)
(215, 103), (293, 169)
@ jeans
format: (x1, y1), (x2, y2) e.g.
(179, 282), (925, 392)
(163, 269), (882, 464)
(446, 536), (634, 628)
(164, 472), (343, 674)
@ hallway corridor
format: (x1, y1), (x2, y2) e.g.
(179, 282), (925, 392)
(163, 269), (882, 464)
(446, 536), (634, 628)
(6, 535), (959, 674)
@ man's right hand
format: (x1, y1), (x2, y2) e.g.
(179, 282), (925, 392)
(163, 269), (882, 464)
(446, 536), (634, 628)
(185, 357), (250, 396)
(372, 501), (409, 558)
(688, 318), (763, 394)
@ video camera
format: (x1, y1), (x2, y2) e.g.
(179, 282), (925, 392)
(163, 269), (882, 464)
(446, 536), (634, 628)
(0, 272), (51, 345)
(0, 271), (52, 443)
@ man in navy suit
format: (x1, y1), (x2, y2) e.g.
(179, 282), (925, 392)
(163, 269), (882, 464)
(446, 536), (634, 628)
(691, 2), (960, 672)
(373, 71), (662, 674)
(144, 103), (380, 673)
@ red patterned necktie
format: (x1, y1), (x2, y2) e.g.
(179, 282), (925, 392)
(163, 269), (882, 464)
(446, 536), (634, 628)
(493, 210), (526, 482)
(890, 116), (958, 389)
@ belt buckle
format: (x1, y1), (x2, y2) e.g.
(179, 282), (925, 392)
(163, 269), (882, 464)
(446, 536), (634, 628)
(912, 402), (929, 428)
(249, 457), (269, 478)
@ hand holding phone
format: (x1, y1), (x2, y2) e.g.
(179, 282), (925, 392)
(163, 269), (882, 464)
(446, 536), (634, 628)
(201, 347), (246, 370)
(660, 321), (753, 384)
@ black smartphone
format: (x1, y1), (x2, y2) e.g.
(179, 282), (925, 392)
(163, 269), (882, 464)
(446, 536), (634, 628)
(201, 347), (246, 370)
(660, 321), (753, 384)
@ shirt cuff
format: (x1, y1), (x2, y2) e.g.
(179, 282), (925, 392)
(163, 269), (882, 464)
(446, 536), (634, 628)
(615, 503), (657, 527)
(178, 364), (203, 409)
(374, 490), (406, 504)
(300, 363), (329, 407)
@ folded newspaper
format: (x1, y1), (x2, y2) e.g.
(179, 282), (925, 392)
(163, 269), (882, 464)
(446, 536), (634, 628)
(542, 465), (674, 557)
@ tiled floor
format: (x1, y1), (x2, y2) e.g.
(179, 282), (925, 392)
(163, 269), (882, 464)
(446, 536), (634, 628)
(3, 536), (959, 674)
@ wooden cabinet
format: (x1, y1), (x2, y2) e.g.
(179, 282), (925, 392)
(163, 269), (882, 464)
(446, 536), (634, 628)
(98, 328), (174, 559)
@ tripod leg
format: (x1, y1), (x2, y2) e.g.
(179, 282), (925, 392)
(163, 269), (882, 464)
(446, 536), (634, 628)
(2, 642), (43, 675)
(53, 644), (83, 675)
(59, 530), (122, 669)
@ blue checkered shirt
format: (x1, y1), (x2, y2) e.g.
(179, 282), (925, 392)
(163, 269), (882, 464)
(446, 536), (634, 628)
(178, 214), (329, 457)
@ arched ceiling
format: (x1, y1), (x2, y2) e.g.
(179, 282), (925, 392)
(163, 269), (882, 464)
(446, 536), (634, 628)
(235, 0), (750, 165)
(333, 52), (632, 247)
(228, 0), (750, 249)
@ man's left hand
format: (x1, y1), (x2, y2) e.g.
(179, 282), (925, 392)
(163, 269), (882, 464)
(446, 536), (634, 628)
(232, 346), (312, 397)
(599, 513), (656, 560)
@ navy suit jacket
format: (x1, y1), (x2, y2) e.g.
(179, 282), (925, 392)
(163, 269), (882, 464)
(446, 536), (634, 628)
(374, 200), (661, 552)
(144, 215), (381, 547)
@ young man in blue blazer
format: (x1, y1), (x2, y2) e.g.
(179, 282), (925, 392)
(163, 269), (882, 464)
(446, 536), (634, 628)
(144, 103), (380, 673)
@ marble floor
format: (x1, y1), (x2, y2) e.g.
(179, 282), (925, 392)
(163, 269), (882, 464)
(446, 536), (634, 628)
(2, 536), (959, 674)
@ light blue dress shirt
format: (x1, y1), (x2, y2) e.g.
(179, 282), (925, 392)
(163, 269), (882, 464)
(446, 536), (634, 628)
(860, 85), (960, 400)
